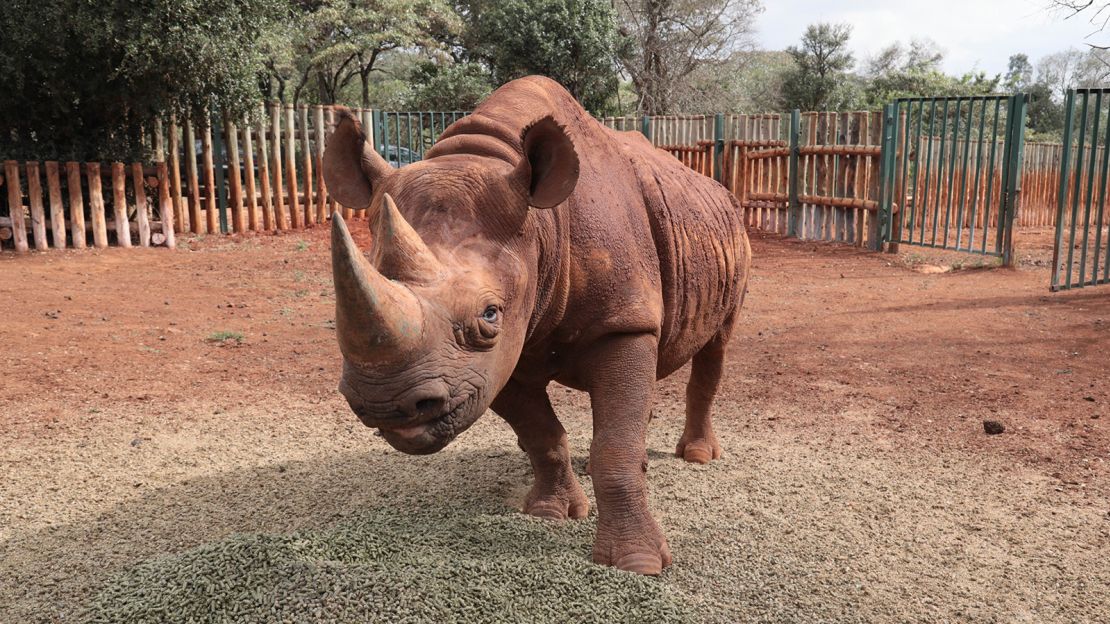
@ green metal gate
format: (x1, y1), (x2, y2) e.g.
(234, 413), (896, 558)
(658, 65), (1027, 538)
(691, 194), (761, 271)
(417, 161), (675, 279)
(371, 111), (469, 167)
(1052, 88), (1110, 290)
(881, 94), (1028, 265)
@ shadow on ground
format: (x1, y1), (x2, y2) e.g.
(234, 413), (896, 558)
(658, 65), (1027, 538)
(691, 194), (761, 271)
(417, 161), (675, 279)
(3, 414), (1108, 624)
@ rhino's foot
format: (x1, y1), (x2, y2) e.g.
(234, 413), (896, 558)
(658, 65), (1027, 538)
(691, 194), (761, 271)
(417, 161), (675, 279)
(524, 479), (590, 521)
(593, 515), (672, 576)
(675, 434), (722, 464)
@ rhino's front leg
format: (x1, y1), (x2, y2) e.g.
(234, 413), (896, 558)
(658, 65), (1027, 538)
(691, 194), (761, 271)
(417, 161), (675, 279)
(492, 379), (589, 520)
(583, 333), (672, 575)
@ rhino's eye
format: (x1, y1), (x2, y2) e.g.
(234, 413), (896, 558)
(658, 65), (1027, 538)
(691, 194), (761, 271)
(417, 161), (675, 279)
(481, 305), (500, 323)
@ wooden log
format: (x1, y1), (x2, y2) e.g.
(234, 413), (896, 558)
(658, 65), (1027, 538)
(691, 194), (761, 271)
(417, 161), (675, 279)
(154, 119), (176, 248)
(131, 163), (151, 246)
(111, 162), (132, 248)
(866, 111), (882, 248)
(225, 116), (245, 233)
(243, 122), (259, 231)
(271, 102), (287, 230)
(86, 163), (108, 248)
(25, 162), (49, 250)
(285, 104), (301, 228)
(300, 105), (314, 226)
(65, 162), (86, 249)
(185, 118), (203, 234)
(314, 105), (327, 222)
(156, 162), (175, 248)
(257, 111), (275, 230)
(168, 113), (186, 234)
(3, 161), (28, 252)
(326, 107), (341, 219)
(201, 118), (218, 234)
(45, 162), (66, 249)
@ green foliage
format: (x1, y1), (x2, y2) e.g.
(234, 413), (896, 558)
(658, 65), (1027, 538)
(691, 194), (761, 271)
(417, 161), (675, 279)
(616, 0), (762, 115)
(859, 41), (1000, 110)
(1005, 54), (1034, 92)
(405, 61), (495, 110)
(780, 23), (856, 111)
(459, 0), (622, 114)
(0, 0), (286, 160)
(206, 331), (245, 344)
(293, 0), (461, 106)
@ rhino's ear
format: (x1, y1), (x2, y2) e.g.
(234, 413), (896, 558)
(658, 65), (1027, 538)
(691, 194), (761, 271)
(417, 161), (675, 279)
(512, 116), (579, 209)
(323, 108), (393, 210)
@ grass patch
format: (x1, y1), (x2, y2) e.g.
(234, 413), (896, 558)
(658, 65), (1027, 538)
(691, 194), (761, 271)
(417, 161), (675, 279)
(205, 331), (245, 344)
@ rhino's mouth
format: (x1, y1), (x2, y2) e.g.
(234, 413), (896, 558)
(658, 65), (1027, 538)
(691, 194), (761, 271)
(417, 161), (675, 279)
(379, 390), (481, 455)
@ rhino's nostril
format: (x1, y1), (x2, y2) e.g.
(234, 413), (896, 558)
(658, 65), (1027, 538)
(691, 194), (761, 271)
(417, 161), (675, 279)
(415, 398), (444, 415)
(397, 380), (451, 420)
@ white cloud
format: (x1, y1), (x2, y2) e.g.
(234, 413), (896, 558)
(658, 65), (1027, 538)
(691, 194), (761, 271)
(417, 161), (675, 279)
(757, 0), (1099, 76)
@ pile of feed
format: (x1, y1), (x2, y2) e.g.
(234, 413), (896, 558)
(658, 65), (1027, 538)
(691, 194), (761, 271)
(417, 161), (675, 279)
(84, 507), (691, 623)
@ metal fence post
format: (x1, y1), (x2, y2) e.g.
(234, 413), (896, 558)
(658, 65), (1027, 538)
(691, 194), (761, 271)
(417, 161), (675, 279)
(788, 109), (800, 238)
(640, 115), (651, 141)
(1002, 93), (1028, 268)
(875, 103), (898, 251)
(212, 110), (229, 234)
(713, 112), (725, 182)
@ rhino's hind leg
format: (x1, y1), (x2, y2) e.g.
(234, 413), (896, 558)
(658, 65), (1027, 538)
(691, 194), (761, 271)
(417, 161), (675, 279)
(676, 331), (729, 464)
(492, 380), (589, 521)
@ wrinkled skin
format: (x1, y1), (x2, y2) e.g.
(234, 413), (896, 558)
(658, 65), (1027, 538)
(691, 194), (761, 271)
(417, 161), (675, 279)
(324, 76), (750, 575)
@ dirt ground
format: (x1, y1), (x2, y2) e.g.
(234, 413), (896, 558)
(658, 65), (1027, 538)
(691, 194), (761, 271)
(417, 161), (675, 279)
(1, 224), (1108, 622)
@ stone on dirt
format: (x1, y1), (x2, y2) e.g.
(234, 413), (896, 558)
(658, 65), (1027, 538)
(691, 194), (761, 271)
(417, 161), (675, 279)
(983, 421), (1005, 435)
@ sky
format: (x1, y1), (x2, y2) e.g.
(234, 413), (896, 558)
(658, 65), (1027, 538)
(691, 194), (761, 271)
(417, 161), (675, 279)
(756, 0), (1104, 76)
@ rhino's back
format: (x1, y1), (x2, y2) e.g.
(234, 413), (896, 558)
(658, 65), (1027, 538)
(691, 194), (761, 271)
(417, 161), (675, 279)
(611, 129), (750, 376)
(439, 76), (748, 378)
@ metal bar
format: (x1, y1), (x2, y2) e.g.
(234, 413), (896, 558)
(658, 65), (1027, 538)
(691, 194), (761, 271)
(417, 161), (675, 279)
(875, 103), (897, 249)
(212, 112), (229, 234)
(788, 109), (800, 237)
(920, 99), (938, 244)
(954, 99), (974, 249)
(1098, 96), (1110, 284)
(394, 113), (401, 167)
(932, 99), (950, 246)
(1002, 94), (1027, 267)
(997, 98), (1015, 255)
(1065, 91), (1090, 289)
(1078, 91), (1102, 285)
(714, 112), (725, 182)
(981, 99), (1002, 254)
(897, 100), (914, 243)
(1052, 90), (1077, 290)
(966, 98), (988, 251)
(941, 98), (962, 247)
(907, 100), (925, 244)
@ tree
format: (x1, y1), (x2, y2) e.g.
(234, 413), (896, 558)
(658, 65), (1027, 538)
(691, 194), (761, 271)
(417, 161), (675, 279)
(263, 0), (462, 107)
(405, 60), (494, 110)
(780, 23), (856, 111)
(1005, 53), (1034, 91)
(0, 0), (286, 160)
(1027, 81), (1065, 139)
(616, 0), (762, 115)
(457, 0), (623, 114)
(1048, 1), (1110, 48)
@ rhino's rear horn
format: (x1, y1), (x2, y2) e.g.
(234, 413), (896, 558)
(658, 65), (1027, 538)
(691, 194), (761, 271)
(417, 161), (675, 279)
(331, 214), (424, 364)
(371, 193), (444, 283)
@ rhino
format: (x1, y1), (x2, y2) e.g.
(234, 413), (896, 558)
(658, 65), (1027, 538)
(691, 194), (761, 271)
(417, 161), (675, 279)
(323, 76), (750, 575)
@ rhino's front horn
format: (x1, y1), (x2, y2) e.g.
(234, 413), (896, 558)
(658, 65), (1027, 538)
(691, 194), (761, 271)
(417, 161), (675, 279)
(331, 213), (424, 364)
(372, 193), (444, 283)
